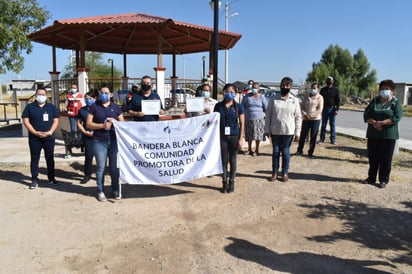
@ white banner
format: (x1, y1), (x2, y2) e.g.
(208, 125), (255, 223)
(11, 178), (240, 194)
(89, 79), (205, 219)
(112, 113), (222, 184)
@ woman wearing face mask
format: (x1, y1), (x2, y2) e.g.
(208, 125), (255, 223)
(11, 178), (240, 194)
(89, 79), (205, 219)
(364, 79), (403, 189)
(87, 86), (125, 202)
(214, 83), (245, 193)
(264, 77), (302, 183)
(22, 88), (60, 189)
(77, 90), (98, 184)
(296, 82), (324, 157)
(241, 82), (268, 156)
(189, 83), (218, 117)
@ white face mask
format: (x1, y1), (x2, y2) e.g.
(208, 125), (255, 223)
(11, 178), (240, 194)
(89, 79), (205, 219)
(36, 95), (47, 104)
(70, 88), (77, 93)
(380, 89), (391, 98)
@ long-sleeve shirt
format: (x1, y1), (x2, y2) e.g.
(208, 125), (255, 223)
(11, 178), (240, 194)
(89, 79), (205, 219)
(364, 96), (403, 140)
(300, 93), (324, 121)
(320, 86), (340, 111)
(264, 94), (302, 136)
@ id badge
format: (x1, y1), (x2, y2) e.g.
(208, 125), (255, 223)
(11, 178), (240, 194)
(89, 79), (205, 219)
(225, 126), (231, 135)
(43, 113), (49, 122)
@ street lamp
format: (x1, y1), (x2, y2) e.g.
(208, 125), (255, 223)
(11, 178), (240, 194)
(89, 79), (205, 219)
(209, 0), (221, 99)
(225, 1), (238, 83)
(107, 58), (114, 91)
(202, 56), (206, 80)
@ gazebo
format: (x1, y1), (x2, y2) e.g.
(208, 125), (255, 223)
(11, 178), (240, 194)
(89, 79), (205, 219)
(27, 13), (242, 104)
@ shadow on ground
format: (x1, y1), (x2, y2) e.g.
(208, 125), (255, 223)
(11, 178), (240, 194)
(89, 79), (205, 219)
(299, 197), (412, 266)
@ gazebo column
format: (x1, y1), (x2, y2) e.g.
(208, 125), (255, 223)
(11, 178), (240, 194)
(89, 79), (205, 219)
(77, 68), (90, 95)
(122, 77), (129, 91)
(154, 67), (166, 105)
(122, 54), (129, 90)
(49, 71), (60, 108)
(170, 76), (178, 91)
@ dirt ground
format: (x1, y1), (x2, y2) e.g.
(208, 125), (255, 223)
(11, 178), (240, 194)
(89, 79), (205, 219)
(0, 134), (411, 274)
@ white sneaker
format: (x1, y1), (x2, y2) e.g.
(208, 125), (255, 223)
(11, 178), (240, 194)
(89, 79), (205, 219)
(97, 192), (107, 202)
(113, 191), (121, 200)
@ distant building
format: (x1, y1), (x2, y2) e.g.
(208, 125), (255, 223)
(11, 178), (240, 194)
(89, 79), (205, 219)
(6, 80), (51, 97)
(394, 83), (412, 106)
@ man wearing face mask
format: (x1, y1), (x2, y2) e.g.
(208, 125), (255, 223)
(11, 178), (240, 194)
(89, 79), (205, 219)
(127, 75), (165, 121)
(265, 77), (302, 183)
(22, 88), (60, 189)
(77, 90), (98, 184)
(319, 76), (340, 145)
(65, 84), (84, 132)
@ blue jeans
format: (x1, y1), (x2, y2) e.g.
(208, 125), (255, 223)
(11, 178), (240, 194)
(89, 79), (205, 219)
(93, 139), (119, 193)
(271, 135), (293, 175)
(320, 107), (336, 143)
(69, 117), (77, 132)
(29, 137), (55, 181)
(297, 119), (321, 155)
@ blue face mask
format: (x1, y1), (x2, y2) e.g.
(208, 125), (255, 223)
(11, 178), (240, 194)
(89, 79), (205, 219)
(310, 89), (317, 95)
(202, 91), (210, 98)
(85, 98), (95, 106)
(99, 93), (110, 103)
(380, 89), (391, 98)
(251, 89), (258, 94)
(224, 92), (235, 101)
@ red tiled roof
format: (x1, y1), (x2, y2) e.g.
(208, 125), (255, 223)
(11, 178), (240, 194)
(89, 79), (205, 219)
(28, 13), (242, 54)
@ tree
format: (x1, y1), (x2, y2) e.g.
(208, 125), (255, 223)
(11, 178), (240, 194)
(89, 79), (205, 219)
(306, 44), (377, 100)
(60, 52), (122, 79)
(0, 0), (50, 74)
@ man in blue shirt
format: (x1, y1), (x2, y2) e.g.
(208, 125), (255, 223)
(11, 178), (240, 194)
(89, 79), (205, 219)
(22, 87), (60, 189)
(127, 75), (165, 121)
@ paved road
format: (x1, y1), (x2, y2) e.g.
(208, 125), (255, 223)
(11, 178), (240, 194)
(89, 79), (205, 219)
(338, 110), (412, 140)
(335, 109), (412, 151)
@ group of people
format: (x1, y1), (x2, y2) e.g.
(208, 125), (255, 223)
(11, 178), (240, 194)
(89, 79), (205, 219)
(22, 76), (402, 202)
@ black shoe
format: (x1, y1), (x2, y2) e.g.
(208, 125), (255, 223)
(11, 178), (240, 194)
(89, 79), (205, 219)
(80, 175), (91, 184)
(308, 153), (314, 158)
(364, 178), (375, 185)
(378, 182), (387, 189)
(295, 151), (303, 156)
(228, 182), (234, 193)
(48, 180), (60, 186)
(30, 179), (39, 189)
(221, 181), (228, 193)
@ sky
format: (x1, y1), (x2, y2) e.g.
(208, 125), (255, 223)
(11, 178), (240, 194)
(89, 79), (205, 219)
(1, 0), (411, 86)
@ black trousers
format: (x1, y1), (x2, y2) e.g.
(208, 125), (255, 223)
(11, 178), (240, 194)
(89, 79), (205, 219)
(220, 135), (239, 182)
(29, 136), (55, 181)
(367, 138), (396, 184)
(82, 137), (95, 177)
